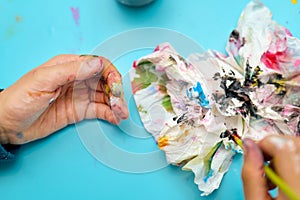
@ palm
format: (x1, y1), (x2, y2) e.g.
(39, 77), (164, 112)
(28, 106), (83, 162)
(25, 82), (90, 137)
(0, 55), (128, 144)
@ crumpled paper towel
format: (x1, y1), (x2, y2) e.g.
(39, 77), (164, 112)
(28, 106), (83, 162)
(130, 0), (300, 195)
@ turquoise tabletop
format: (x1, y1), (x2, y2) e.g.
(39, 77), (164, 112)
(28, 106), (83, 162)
(0, 0), (299, 200)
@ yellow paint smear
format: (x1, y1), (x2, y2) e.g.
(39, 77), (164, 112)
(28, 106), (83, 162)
(158, 135), (169, 148)
(292, 0), (298, 4)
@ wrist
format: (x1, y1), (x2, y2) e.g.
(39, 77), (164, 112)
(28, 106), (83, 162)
(0, 89), (10, 144)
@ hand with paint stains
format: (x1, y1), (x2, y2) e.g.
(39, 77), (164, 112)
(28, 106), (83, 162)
(242, 135), (300, 200)
(0, 55), (129, 144)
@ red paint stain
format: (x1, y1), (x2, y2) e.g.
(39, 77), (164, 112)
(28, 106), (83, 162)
(70, 7), (80, 26)
(261, 50), (287, 71)
(133, 60), (138, 68)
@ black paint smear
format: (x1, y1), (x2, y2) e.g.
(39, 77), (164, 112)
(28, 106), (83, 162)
(168, 55), (177, 65)
(229, 29), (245, 47)
(228, 79), (242, 91)
(229, 30), (240, 41)
(290, 113), (298, 119)
(220, 128), (238, 140)
(244, 62), (253, 87)
(231, 128), (237, 134)
(244, 62), (263, 87)
(271, 106), (284, 113)
(220, 130), (231, 138)
(213, 72), (221, 81)
(219, 73), (259, 118)
(267, 74), (286, 96)
(176, 113), (187, 124)
(213, 61), (275, 119)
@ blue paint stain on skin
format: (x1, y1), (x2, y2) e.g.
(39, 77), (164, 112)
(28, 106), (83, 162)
(203, 169), (214, 183)
(16, 133), (23, 139)
(186, 82), (210, 108)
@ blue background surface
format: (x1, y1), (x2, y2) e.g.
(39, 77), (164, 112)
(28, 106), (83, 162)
(0, 0), (299, 199)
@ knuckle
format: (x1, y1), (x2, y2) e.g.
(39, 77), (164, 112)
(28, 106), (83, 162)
(104, 108), (110, 119)
(283, 139), (299, 153)
(29, 67), (45, 82)
(53, 54), (64, 60)
(277, 138), (297, 153)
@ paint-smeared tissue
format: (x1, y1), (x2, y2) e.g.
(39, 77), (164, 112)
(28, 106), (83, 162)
(129, 0), (300, 195)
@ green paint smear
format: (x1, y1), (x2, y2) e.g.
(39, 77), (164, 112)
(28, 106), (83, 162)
(111, 83), (123, 97)
(162, 95), (173, 112)
(158, 73), (173, 112)
(203, 141), (222, 177)
(242, 118), (245, 134)
(133, 60), (174, 113)
(158, 73), (168, 90)
(132, 61), (158, 90)
(138, 105), (148, 114)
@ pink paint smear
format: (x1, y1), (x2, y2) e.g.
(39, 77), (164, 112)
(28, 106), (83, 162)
(294, 59), (300, 68)
(70, 7), (80, 26)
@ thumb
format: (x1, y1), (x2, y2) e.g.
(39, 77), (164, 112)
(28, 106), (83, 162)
(241, 138), (272, 200)
(34, 56), (104, 91)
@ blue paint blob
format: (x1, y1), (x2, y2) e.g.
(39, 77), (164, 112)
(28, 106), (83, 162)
(186, 82), (210, 108)
(203, 169), (214, 183)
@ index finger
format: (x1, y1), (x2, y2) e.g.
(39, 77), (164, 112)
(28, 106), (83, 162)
(101, 57), (123, 95)
(259, 135), (300, 161)
(39, 54), (99, 67)
(100, 57), (129, 120)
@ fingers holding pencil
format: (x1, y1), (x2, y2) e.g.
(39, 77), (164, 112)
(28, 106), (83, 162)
(242, 136), (300, 200)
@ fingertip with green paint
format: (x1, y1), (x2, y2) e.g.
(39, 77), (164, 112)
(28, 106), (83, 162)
(111, 82), (124, 97)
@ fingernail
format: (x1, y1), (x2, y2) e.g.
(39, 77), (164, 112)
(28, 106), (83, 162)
(87, 58), (99, 68)
(85, 58), (104, 74)
(110, 97), (129, 119)
(79, 54), (99, 57)
(108, 71), (121, 83)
